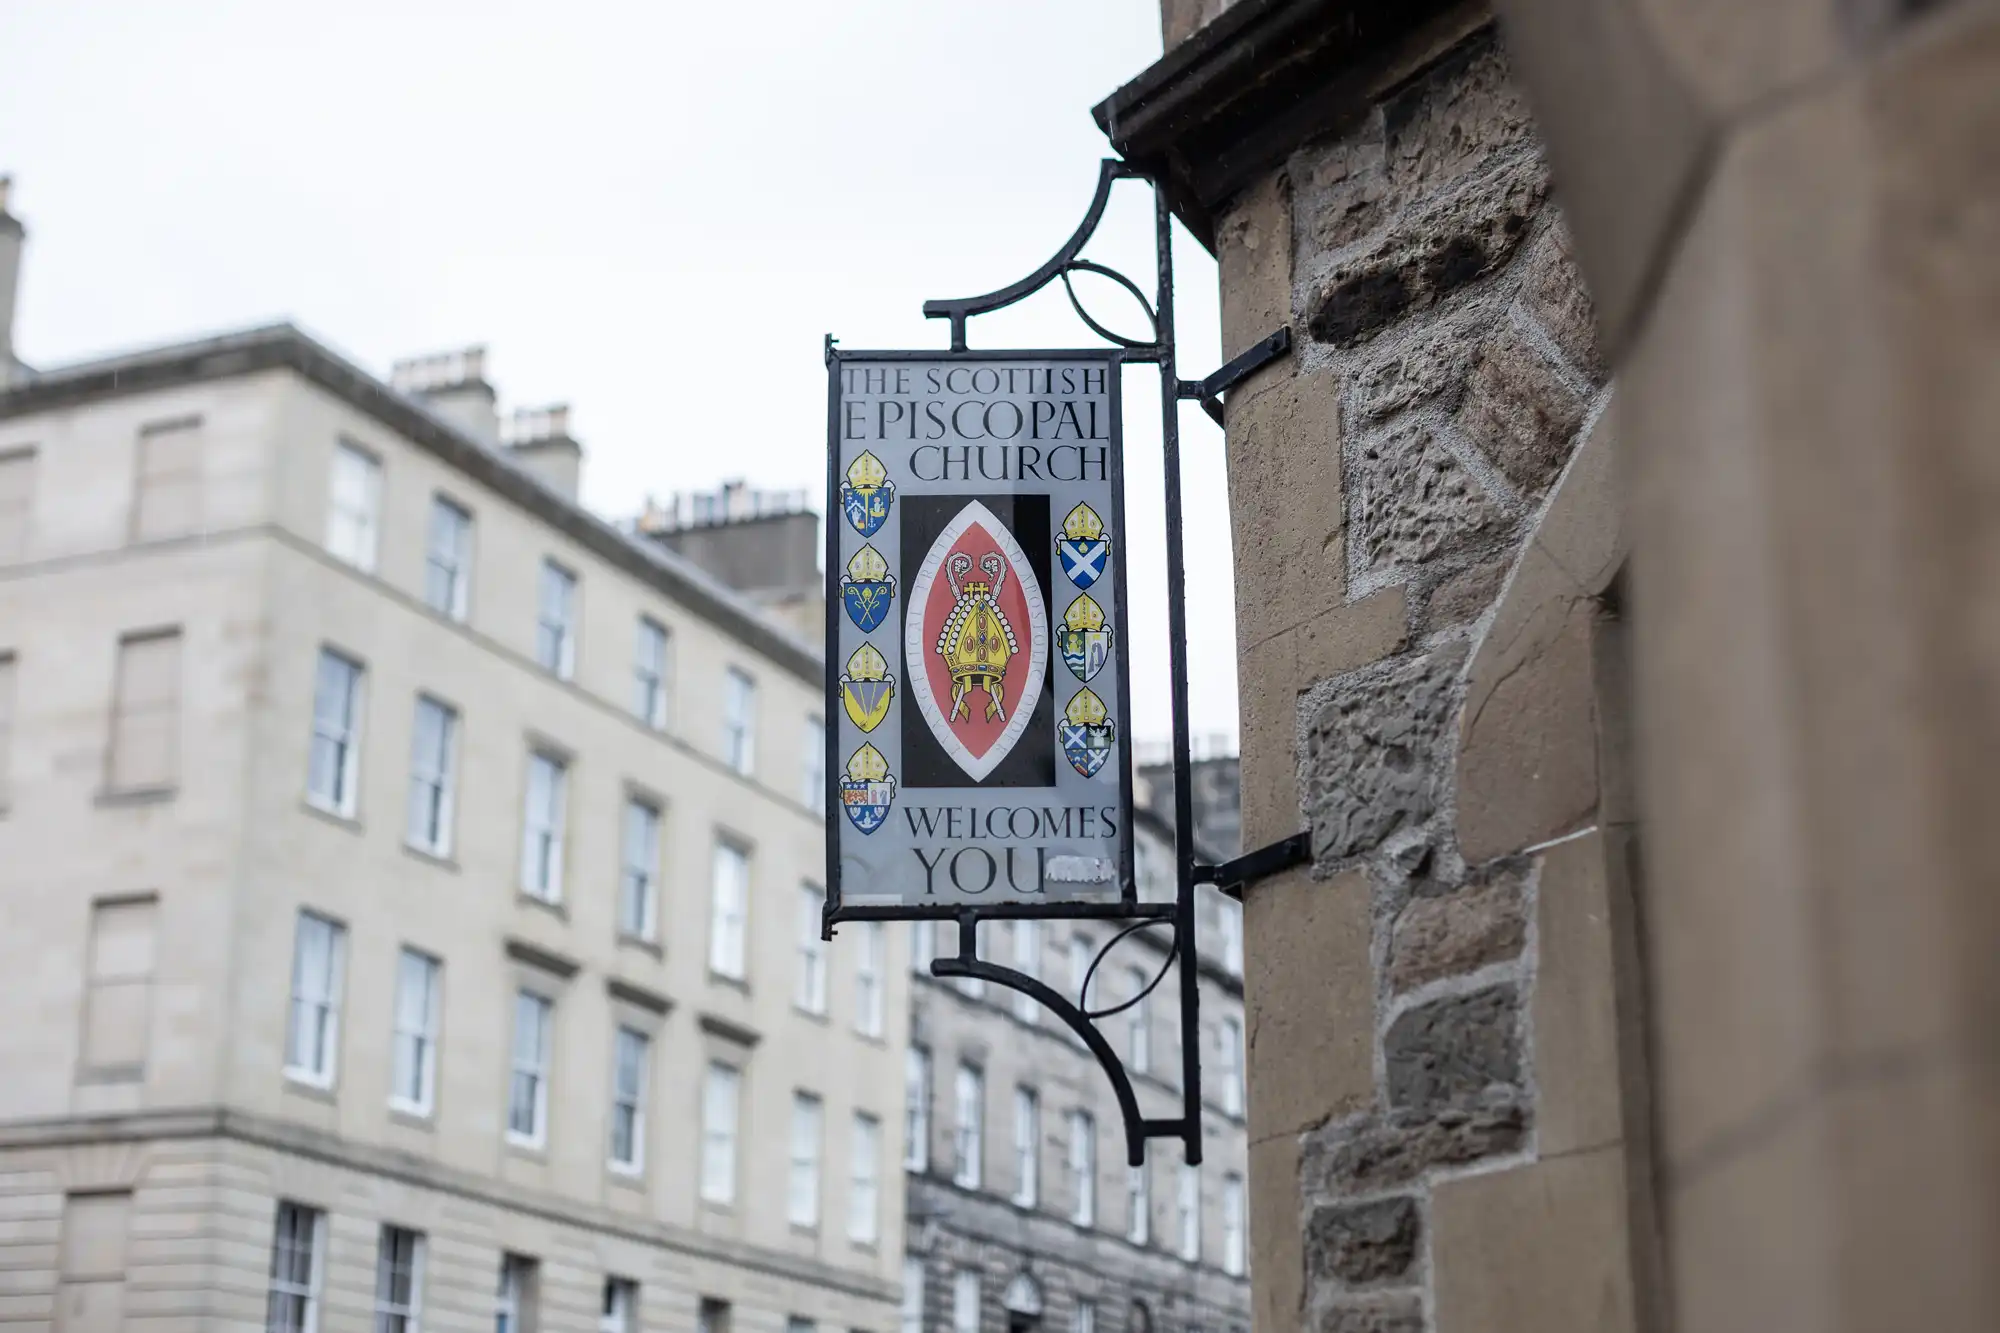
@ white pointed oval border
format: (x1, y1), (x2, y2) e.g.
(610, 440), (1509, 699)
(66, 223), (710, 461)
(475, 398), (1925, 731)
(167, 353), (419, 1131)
(902, 500), (1049, 782)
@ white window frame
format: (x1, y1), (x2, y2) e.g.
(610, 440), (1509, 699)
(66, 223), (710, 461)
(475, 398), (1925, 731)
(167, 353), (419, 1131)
(285, 911), (345, 1088)
(1126, 965), (1151, 1075)
(708, 838), (750, 980)
(1127, 1163), (1150, 1245)
(496, 1255), (532, 1333)
(536, 560), (577, 680)
(855, 921), (885, 1038)
(389, 947), (440, 1116)
(722, 667), (756, 775)
(633, 617), (670, 729)
(267, 1201), (324, 1333)
(307, 648), (365, 818)
(1219, 1015), (1245, 1118)
(373, 1225), (424, 1333)
(700, 1062), (741, 1205)
(1070, 1109), (1096, 1227)
(1222, 1173), (1246, 1277)
(801, 713), (825, 811)
(507, 990), (553, 1148)
(796, 883), (828, 1014)
(905, 1045), (931, 1173)
(1073, 1302), (1097, 1333)
(424, 495), (472, 621)
(327, 441), (381, 571)
(900, 1259), (925, 1333)
(952, 1269), (979, 1333)
(405, 695), (457, 856)
(849, 1112), (881, 1245)
(1012, 1086), (1039, 1209)
(953, 1063), (983, 1190)
(618, 798), (661, 941)
(1176, 1163), (1201, 1261)
(519, 751), (568, 902)
(608, 1025), (649, 1173)
(1011, 920), (1040, 1025)
(599, 1278), (636, 1333)
(788, 1091), (823, 1229)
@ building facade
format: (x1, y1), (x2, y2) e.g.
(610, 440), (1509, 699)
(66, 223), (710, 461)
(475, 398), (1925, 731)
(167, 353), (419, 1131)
(0, 201), (906, 1332)
(900, 812), (1250, 1333)
(1101, 1), (2000, 1332)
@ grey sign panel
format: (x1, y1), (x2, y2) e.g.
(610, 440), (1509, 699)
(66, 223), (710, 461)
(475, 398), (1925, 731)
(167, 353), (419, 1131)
(828, 354), (1134, 906)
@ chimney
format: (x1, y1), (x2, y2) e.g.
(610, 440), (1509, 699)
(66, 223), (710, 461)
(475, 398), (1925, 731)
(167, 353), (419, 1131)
(391, 345), (498, 443)
(503, 405), (582, 500)
(0, 177), (25, 388)
(637, 482), (822, 635)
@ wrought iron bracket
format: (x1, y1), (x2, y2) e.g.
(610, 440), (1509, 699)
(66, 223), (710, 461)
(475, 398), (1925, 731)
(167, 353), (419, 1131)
(1206, 831), (1313, 901)
(1177, 325), (1292, 425)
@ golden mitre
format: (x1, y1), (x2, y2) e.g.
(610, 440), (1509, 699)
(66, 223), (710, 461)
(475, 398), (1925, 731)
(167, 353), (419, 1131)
(845, 642), (889, 681)
(1065, 687), (1109, 727)
(846, 451), (888, 493)
(1063, 594), (1105, 632)
(846, 544), (889, 582)
(845, 743), (890, 783)
(1061, 503), (1105, 542)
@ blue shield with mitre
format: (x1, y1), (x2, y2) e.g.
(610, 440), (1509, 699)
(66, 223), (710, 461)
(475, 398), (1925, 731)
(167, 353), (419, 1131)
(841, 776), (897, 833)
(841, 574), (896, 631)
(841, 480), (896, 538)
(1058, 537), (1109, 589)
(1061, 722), (1116, 778)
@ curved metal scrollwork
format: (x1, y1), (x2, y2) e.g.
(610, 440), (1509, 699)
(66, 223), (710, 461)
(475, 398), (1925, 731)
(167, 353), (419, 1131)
(922, 159), (1158, 353)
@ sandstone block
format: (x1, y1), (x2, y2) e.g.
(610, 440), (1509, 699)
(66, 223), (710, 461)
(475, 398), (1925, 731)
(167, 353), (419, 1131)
(1306, 156), (1547, 348)
(1301, 1091), (1530, 1195)
(1314, 1297), (1424, 1333)
(1422, 556), (1509, 630)
(1237, 666), (1301, 850)
(1454, 321), (1588, 496)
(1218, 171), (1296, 366)
(1348, 304), (1494, 426)
(1303, 644), (1464, 864)
(1349, 419), (1508, 577)
(1293, 586), (1408, 688)
(1534, 828), (1634, 1156)
(1517, 219), (1604, 380)
(1306, 1196), (1421, 1287)
(1382, 34), (1537, 197)
(1386, 875), (1527, 991)
(1227, 369), (1344, 645)
(1301, 128), (1391, 255)
(1245, 868), (1375, 1142)
(1384, 984), (1522, 1112)
(1250, 1136), (1306, 1333)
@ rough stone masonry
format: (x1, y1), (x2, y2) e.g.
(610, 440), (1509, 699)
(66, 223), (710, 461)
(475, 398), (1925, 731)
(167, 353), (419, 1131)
(1211, 26), (1644, 1333)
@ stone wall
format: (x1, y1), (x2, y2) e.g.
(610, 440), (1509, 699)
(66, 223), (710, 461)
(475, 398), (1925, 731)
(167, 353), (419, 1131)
(1216, 27), (1654, 1333)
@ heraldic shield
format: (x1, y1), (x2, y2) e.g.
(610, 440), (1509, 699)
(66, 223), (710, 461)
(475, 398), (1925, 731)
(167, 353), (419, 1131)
(1061, 687), (1117, 778)
(905, 501), (1048, 783)
(1058, 593), (1112, 682)
(1057, 502), (1111, 590)
(841, 643), (896, 733)
(841, 451), (896, 537)
(842, 742), (897, 833)
(841, 544), (897, 632)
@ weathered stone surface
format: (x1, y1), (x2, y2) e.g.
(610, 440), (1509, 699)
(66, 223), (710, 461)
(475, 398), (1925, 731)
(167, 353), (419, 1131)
(1250, 1135), (1306, 1333)
(1350, 420), (1508, 575)
(1385, 985), (1522, 1112)
(1306, 158), (1548, 347)
(1518, 220), (1604, 380)
(1455, 321), (1589, 495)
(1294, 586), (1408, 687)
(1382, 34), (1538, 196)
(1423, 556), (1510, 629)
(1314, 1297), (1424, 1333)
(1535, 828), (1636, 1156)
(1227, 368), (1344, 646)
(1238, 666), (1301, 850)
(1302, 645), (1464, 864)
(1348, 304), (1494, 425)
(1301, 1091), (1531, 1195)
(1245, 868), (1375, 1141)
(1218, 172), (1296, 367)
(1387, 876), (1528, 991)
(1306, 1197), (1422, 1286)
(1302, 127), (1391, 254)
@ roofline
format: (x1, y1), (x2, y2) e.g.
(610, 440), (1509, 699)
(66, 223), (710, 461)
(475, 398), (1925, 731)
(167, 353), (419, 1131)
(0, 323), (824, 685)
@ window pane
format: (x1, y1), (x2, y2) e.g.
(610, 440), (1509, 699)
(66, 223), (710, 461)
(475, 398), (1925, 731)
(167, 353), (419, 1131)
(709, 841), (749, 978)
(788, 1093), (822, 1227)
(701, 1064), (740, 1204)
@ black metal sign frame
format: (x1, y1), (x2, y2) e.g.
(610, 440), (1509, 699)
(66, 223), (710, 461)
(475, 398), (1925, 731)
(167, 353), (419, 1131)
(822, 160), (1291, 1168)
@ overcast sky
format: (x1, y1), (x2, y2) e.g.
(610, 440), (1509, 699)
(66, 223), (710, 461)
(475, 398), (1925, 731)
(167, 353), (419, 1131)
(0, 0), (1241, 750)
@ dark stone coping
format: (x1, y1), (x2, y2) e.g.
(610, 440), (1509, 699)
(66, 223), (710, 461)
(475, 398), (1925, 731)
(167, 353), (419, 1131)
(698, 1012), (762, 1048)
(1093, 0), (1486, 249)
(606, 976), (673, 1016)
(505, 936), (582, 980)
(0, 323), (822, 686)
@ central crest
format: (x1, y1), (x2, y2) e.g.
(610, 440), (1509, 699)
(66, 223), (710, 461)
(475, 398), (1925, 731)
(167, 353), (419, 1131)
(906, 501), (1048, 781)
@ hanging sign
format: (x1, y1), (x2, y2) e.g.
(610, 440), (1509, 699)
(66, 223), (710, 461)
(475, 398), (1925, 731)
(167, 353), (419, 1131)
(826, 353), (1134, 905)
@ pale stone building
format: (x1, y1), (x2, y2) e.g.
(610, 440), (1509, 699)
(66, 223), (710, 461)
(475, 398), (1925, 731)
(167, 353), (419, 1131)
(900, 811), (1250, 1333)
(0, 193), (906, 1333)
(1099, 1), (2000, 1332)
